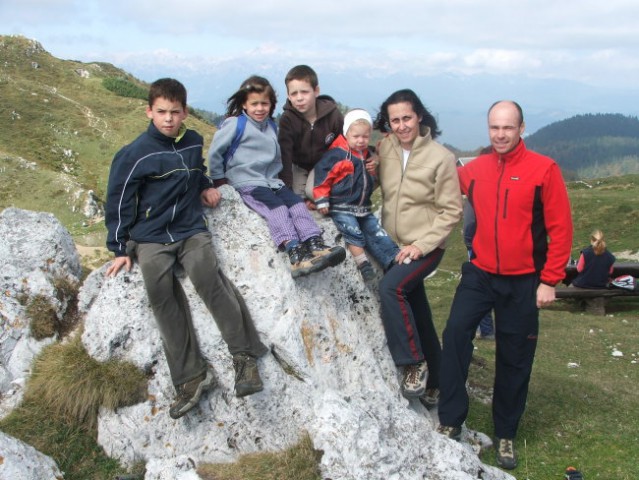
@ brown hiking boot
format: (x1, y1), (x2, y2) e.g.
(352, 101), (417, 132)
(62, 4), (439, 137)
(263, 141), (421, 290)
(495, 437), (518, 470)
(288, 243), (330, 278)
(401, 360), (428, 398)
(233, 353), (263, 397)
(169, 369), (216, 419)
(303, 236), (346, 268)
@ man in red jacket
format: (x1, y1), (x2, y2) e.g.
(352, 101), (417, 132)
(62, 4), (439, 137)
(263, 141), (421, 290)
(436, 101), (573, 471)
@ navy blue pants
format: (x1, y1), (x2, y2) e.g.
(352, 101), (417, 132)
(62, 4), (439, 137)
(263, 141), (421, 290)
(379, 248), (444, 389)
(438, 262), (539, 439)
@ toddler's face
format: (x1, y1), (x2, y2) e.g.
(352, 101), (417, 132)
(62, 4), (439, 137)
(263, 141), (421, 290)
(345, 123), (371, 152)
(243, 92), (271, 123)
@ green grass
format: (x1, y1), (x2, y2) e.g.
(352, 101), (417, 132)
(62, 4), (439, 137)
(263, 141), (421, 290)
(426, 217), (639, 479)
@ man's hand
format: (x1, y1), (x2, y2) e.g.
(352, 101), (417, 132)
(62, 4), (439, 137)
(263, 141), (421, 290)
(106, 256), (132, 277)
(536, 283), (556, 308)
(201, 187), (221, 208)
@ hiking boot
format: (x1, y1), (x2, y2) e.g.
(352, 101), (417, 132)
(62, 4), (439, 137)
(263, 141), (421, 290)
(303, 236), (346, 268)
(564, 466), (584, 480)
(288, 243), (329, 278)
(169, 369), (216, 419)
(495, 438), (517, 470)
(233, 353), (263, 397)
(436, 424), (462, 441)
(418, 387), (440, 410)
(358, 261), (376, 282)
(401, 360), (428, 398)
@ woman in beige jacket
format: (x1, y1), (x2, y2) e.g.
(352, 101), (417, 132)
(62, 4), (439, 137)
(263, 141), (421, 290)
(371, 89), (462, 409)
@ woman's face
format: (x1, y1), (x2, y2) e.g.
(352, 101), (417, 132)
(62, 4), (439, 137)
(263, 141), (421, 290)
(387, 101), (422, 149)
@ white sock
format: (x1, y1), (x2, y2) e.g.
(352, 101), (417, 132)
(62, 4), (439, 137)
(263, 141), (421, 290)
(353, 253), (368, 266)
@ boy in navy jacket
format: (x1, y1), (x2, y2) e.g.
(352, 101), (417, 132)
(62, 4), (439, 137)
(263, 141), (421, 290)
(105, 78), (267, 419)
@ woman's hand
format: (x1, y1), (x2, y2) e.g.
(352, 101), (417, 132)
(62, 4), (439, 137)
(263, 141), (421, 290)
(395, 245), (422, 264)
(365, 155), (379, 175)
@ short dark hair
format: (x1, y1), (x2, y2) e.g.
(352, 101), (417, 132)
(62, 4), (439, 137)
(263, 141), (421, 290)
(373, 89), (441, 139)
(488, 100), (524, 126)
(148, 78), (187, 109)
(226, 75), (277, 118)
(284, 65), (319, 89)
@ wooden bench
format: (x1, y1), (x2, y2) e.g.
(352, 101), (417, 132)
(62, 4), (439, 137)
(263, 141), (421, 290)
(558, 263), (639, 315)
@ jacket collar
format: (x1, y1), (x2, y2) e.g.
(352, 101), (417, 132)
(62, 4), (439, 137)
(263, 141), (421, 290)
(147, 121), (187, 144)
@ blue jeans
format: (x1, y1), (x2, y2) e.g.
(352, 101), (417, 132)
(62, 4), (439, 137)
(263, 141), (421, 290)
(330, 212), (399, 269)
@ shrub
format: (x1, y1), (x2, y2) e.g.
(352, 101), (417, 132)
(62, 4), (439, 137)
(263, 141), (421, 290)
(102, 77), (147, 100)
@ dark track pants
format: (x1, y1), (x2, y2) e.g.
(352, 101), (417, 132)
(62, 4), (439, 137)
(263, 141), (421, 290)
(379, 248), (444, 389)
(438, 262), (539, 438)
(135, 232), (267, 387)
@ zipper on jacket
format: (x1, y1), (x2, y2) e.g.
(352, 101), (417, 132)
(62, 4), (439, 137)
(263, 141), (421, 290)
(165, 145), (189, 243)
(494, 156), (506, 273)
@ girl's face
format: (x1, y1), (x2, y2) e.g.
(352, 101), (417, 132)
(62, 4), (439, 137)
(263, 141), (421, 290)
(243, 91), (271, 123)
(387, 101), (422, 150)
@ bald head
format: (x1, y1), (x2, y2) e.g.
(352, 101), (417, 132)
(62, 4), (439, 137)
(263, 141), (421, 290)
(487, 101), (526, 155)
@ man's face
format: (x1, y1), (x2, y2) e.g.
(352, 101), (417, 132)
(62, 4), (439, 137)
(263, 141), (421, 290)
(146, 97), (187, 138)
(488, 102), (525, 155)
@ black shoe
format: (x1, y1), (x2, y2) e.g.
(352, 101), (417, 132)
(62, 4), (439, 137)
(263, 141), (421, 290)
(233, 353), (263, 397)
(303, 236), (346, 268)
(169, 369), (216, 419)
(436, 424), (462, 441)
(495, 437), (517, 470)
(288, 243), (330, 278)
(358, 261), (376, 282)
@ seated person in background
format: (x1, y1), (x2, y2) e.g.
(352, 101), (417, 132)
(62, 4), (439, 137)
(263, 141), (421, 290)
(313, 108), (400, 283)
(572, 229), (615, 288)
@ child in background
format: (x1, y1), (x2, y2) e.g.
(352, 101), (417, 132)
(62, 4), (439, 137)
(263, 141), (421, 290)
(572, 229), (616, 288)
(278, 65), (344, 203)
(207, 75), (346, 278)
(105, 78), (267, 419)
(313, 109), (399, 282)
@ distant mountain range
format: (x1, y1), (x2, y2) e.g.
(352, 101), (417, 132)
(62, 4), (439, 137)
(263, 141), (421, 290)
(1, 34), (637, 235)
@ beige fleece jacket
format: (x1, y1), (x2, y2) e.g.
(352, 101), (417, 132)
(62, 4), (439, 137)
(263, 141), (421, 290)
(378, 128), (462, 255)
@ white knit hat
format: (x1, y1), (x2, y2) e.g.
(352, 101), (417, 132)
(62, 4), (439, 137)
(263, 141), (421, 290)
(343, 108), (372, 136)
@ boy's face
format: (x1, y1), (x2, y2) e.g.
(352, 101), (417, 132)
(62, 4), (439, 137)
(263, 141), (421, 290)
(146, 97), (187, 138)
(286, 79), (319, 117)
(345, 123), (371, 152)
(243, 91), (271, 123)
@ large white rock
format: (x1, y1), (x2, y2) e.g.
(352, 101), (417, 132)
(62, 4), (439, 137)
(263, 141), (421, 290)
(0, 431), (63, 479)
(80, 186), (513, 480)
(0, 208), (82, 418)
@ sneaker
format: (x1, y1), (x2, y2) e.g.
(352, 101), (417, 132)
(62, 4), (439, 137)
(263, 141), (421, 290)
(169, 369), (216, 419)
(436, 424), (462, 441)
(288, 243), (329, 278)
(303, 236), (346, 268)
(418, 387), (439, 410)
(564, 467), (584, 480)
(358, 261), (376, 282)
(233, 353), (263, 397)
(495, 438), (517, 470)
(401, 360), (428, 398)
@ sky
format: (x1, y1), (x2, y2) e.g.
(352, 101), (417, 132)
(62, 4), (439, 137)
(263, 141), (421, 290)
(3, 0), (639, 149)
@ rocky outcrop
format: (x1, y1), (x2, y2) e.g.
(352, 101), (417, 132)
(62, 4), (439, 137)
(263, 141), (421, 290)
(0, 208), (82, 418)
(0, 431), (63, 479)
(1, 193), (513, 479)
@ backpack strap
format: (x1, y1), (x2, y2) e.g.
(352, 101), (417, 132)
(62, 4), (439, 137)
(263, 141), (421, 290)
(222, 114), (248, 168)
(221, 115), (278, 169)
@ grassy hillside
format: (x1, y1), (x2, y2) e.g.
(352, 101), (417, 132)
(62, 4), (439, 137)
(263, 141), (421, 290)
(0, 34), (216, 242)
(525, 113), (639, 180)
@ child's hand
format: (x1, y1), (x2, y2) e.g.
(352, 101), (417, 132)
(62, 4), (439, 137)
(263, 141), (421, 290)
(201, 187), (221, 208)
(318, 207), (329, 215)
(365, 155), (379, 175)
(106, 256), (132, 277)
